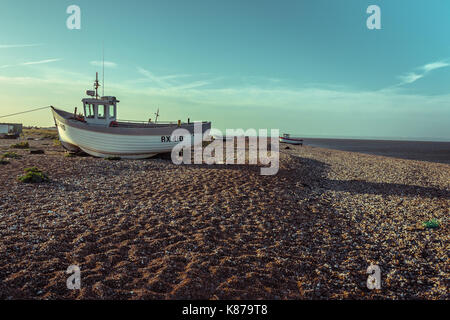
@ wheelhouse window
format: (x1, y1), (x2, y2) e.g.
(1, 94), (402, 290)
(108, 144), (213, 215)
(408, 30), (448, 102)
(98, 105), (106, 119)
(85, 104), (94, 118)
(108, 105), (115, 119)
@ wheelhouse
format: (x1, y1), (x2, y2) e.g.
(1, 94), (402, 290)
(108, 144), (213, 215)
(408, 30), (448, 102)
(81, 96), (119, 126)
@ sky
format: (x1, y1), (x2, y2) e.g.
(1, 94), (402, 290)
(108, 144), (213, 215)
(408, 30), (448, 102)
(0, 0), (449, 140)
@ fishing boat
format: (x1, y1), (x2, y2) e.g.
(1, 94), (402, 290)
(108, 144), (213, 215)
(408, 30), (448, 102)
(279, 133), (303, 145)
(51, 73), (211, 159)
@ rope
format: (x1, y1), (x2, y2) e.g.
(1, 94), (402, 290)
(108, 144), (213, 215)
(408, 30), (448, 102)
(0, 106), (52, 119)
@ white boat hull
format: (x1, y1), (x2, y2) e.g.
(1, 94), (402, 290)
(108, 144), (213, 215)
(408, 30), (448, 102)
(279, 137), (303, 145)
(57, 122), (179, 159)
(52, 108), (209, 159)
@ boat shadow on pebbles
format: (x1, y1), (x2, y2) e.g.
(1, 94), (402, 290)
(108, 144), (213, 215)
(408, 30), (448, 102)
(285, 153), (450, 199)
(278, 152), (449, 298)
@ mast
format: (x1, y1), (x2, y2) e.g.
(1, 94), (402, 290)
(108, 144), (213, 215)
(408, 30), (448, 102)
(94, 72), (100, 99)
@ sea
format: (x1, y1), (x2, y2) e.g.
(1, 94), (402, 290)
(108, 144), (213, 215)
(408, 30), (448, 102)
(299, 138), (450, 164)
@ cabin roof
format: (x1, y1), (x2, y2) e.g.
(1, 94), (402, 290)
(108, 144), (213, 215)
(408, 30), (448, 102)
(82, 96), (119, 104)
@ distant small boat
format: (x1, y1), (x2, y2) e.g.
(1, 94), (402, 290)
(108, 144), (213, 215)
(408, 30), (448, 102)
(51, 73), (211, 159)
(279, 133), (303, 145)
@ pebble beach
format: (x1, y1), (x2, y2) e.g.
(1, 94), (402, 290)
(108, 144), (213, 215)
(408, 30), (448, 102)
(0, 130), (448, 299)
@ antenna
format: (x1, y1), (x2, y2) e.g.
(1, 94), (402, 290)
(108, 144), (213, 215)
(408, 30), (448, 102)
(155, 108), (160, 123)
(102, 43), (105, 97)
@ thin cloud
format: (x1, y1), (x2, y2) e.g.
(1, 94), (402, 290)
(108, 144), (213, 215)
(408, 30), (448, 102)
(0, 44), (43, 49)
(171, 81), (210, 90)
(90, 61), (117, 68)
(21, 59), (62, 66)
(421, 61), (450, 72)
(397, 60), (449, 85)
(137, 67), (171, 88)
(0, 59), (62, 69)
(160, 74), (193, 80)
(136, 67), (214, 90)
(1, 69), (450, 123)
(398, 72), (424, 84)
